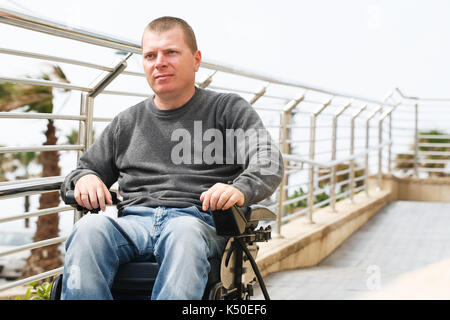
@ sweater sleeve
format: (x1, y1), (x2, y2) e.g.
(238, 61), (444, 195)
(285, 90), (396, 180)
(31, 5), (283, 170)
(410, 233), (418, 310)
(220, 94), (284, 206)
(60, 117), (120, 202)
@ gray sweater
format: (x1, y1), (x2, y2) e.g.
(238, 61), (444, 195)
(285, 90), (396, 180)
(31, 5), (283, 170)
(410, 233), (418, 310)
(61, 87), (284, 213)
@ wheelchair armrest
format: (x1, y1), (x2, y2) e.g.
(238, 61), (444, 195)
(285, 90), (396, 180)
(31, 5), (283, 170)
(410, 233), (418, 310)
(246, 205), (276, 223)
(211, 205), (276, 237)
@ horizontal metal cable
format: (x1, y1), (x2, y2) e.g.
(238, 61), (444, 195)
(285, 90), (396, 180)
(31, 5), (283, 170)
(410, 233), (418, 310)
(0, 46), (114, 71)
(418, 134), (450, 139)
(0, 112), (85, 121)
(101, 89), (151, 97)
(0, 176), (64, 200)
(418, 167), (449, 172)
(0, 144), (84, 153)
(93, 116), (114, 122)
(418, 143), (450, 148)
(0, 176), (64, 188)
(0, 267), (64, 293)
(0, 47), (145, 78)
(0, 206), (73, 224)
(0, 76), (91, 92)
(0, 236), (67, 258)
(283, 141), (391, 168)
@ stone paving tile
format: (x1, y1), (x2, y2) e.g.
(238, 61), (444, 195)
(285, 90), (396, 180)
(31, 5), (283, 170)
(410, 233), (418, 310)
(253, 201), (450, 300)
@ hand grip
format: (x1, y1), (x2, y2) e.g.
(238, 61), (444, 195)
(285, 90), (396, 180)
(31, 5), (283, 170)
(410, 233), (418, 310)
(64, 190), (119, 213)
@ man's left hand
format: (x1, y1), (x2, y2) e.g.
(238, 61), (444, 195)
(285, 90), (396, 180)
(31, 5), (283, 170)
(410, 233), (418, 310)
(200, 183), (245, 211)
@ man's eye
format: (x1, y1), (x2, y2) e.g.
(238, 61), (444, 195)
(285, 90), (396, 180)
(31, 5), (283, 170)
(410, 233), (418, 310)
(146, 54), (155, 59)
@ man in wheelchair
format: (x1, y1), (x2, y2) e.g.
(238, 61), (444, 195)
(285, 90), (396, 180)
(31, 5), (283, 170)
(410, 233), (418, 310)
(58, 16), (283, 300)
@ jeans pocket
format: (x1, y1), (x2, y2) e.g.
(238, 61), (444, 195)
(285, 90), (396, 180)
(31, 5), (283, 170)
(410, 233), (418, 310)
(191, 206), (216, 228)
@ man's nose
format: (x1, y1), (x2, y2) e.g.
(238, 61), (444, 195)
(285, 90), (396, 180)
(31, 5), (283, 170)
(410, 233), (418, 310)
(155, 53), (167, 68)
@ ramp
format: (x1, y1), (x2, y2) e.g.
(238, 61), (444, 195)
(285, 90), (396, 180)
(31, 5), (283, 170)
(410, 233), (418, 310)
(254, 201), (450, 299)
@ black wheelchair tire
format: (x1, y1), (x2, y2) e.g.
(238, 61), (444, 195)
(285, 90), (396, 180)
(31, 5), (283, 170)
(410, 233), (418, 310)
(207, 282), (226, 300)
(50, 273), (63, 300)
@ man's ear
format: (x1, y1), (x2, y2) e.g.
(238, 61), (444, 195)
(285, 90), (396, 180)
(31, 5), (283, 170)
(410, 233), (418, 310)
(194, 50), (202, 72)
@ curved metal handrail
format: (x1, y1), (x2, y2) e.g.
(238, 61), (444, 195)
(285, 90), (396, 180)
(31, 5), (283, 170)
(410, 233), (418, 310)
(0, 6), (394, 106)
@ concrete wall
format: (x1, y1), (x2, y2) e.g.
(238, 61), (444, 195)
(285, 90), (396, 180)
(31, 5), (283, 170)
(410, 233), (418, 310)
(383, 175), (450, 202)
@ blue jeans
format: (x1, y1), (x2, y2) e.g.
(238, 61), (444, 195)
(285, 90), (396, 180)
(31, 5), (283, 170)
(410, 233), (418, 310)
(61, 205), (226, 300)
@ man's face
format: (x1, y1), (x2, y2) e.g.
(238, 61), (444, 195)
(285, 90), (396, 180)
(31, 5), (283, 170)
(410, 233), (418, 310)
(142, 27), (201, 99)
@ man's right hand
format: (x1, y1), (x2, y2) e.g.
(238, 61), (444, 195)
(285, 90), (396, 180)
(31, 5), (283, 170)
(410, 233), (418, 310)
(74, 174), (113, 212)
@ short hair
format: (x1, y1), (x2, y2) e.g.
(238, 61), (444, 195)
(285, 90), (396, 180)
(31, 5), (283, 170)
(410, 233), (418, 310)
(142, 16), (198, 53)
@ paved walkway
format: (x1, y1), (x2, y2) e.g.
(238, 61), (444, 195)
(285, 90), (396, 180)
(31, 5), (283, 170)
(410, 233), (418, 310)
(254, 201), (450, 299)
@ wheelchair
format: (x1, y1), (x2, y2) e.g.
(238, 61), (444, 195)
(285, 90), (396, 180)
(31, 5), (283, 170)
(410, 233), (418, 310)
(50, 190), (275, 300)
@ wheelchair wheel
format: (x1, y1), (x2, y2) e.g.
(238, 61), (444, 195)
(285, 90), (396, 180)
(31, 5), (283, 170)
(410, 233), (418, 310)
(50, 274), (63, 300)
(206, 282), (226, 300)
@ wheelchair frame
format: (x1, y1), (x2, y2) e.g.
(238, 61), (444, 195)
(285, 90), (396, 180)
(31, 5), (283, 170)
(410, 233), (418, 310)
(50, 190), (274, 300)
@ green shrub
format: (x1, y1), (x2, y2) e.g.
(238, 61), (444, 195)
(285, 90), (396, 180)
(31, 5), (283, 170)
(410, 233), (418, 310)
(11, 280), (53, 300)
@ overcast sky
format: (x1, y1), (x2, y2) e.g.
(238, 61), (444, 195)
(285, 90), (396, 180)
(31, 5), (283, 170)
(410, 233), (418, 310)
(2, 0), (450, 100)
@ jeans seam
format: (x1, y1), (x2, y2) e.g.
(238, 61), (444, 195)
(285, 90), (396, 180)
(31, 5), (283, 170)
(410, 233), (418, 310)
(109, 248), (120, 288)
(154, 250), (161, 265)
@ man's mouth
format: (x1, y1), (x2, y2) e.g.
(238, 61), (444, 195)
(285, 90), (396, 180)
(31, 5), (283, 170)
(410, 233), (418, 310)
(154, 74), (173, 80)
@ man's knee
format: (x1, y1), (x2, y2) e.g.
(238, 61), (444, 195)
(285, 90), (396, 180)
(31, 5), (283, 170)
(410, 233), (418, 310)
(66, 214), (116, 250)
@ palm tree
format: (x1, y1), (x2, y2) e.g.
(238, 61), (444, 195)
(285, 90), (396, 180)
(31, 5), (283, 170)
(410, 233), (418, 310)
(8, 151), (41, 227)
(0, 65), (70, 278)
(0, 149), (42, 228)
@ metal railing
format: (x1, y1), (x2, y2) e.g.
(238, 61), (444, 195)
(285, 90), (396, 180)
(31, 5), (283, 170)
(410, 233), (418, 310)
(0, 7), (448, 293)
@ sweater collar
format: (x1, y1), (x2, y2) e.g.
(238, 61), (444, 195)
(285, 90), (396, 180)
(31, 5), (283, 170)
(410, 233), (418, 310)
(147, 87), (201, 118)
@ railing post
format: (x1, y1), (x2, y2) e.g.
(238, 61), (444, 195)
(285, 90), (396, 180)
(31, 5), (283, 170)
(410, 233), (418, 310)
(85, 96), (95, 149)
(377, 106), (395, 190)
(414, 103), (419, 177)
(387, 101), (400, 175)
(377, 112), (383, 190)
(249, 84), (269, 105)
(388, 112), (393, 174)
(308, 98), (332, 223)
(386, 101), (401, 174)
(198, 71), (217, 89)
(330, 100), (352, 212)
(73, 53), (132, 223)
(73, 93), (89, 224)
(364, 105), (382, 196)
(276, 117), (288, 237)
(276, 94), (304, 237)
(73, 91), (95, 224)
(307, 115), (316, 223)
(77, 93), (88, 160)
(349, 104), (367, 202)
(276, 165), (287, 237)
